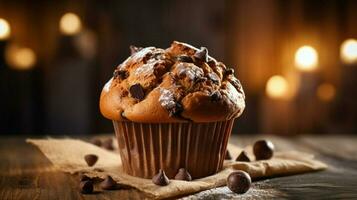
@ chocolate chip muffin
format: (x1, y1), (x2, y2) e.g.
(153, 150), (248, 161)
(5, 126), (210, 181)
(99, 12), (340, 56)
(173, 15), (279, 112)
(100, 41), (245, 179)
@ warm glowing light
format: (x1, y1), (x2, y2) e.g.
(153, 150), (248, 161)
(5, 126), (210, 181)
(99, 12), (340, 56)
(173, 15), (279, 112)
(0, 18), (11, 40)
(340, 39), (357, 64)
(295, 46), (318, 71)
(59, 13), (82, 35)
(5, 45), (37, 70)
(266, 75), (289, 99)
(317, 83), (336, 102)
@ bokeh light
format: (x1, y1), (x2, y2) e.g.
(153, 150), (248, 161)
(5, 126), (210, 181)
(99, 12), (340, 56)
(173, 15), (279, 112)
(0, 18), (11, 40)
(266, 75), (289, 99)
(59, 13), (82, 35)
(340, 39), (357, 64)
(5, 44), (37, 70)
(317, 83), (336, 102)
(295, 45), (318, 72)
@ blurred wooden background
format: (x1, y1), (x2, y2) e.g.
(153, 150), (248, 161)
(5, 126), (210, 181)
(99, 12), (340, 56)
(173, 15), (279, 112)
(0, 0), (356, 135)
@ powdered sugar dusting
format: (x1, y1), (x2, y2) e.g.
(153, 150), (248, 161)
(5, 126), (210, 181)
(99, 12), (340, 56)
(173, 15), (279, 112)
(134, 62), (155, 76)
(176, 63), (204, 81)
(103, 78), (113, 92)
(159, 88), (176, 109)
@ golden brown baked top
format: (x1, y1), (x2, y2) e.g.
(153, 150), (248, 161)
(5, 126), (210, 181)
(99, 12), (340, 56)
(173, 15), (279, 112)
(100, 41), (245, 123)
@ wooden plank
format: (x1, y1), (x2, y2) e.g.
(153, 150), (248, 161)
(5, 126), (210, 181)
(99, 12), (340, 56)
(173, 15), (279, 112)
(1, 135), (357, 200)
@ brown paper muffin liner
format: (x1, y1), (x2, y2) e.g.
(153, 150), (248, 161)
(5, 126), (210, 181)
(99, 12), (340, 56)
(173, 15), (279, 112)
(112, 119), (234, 179)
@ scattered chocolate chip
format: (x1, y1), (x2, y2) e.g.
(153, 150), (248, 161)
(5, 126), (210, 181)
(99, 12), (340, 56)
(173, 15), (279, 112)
(129, 83), (145, 101)
(90, 138), (102, 147)
(210, 91), (222, 102)
(227, 171), (251, 194)
(193, 47), (209, 62)
(113, 69), (128, 80)
(177, 55), (194, 63)
(174, 168), (192, 181)
(79, 180), (94, 194)
(225, 68), (235, 76)
(152, 169), (170, 186)
(84, 154), (98, 167)
(103, 138), (114, 151)
(225, 150), (232, 160)
(79, 174), (91, 182)
(207, 72), (220, 85)
(129, 45), (142, 55)
(236, 151), (250, 162)
(101, 175), (117, 190)
(253, 140), (275, 160)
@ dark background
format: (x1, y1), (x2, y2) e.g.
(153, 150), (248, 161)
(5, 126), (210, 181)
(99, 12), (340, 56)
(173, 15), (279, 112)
(0, 0), (356, 136)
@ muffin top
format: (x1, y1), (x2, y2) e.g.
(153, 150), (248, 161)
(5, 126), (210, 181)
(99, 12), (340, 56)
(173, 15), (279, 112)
(100, 41), (245, 123)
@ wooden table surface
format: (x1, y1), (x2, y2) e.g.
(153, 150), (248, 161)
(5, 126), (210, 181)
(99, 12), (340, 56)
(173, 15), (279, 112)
(1, 134), (357, 200)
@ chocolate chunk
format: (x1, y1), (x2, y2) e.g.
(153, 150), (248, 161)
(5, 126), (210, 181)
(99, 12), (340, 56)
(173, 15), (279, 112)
(207, 59), (216, 68)
(177, 55), (194, 63)
(90, 138), (102, 147)
(169, 102), (183, 117)
(210, 91), (222, 102)
(194, 47), (209, 62)
(207, 72), (220, 85)
(225, 68), (235, 76)
(152, 169), (170, 186)
(225, 150), (232, 160)
(130, 45), (142, 55)
(174, 168), (192, 181)
(79, 174), (91, 182)
(113, 69), (128, 80)
(153, 62), (168, 77)
(236, 151), (250, 162)
(227, 171), (251, 194)
(100, 175), (117, 190)
(79, 180), (94, 194)
(253, 140), (275, 160)
(84, 154), (98, 167)
(129, 83), (145, 101)
(229, 78), (243, 92)
(103, 138), (114, 151)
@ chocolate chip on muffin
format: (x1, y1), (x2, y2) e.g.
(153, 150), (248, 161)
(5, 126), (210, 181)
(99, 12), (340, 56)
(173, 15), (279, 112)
(159, 89), (183, 117)
(129, 83), (145, 101)
(177, 55), (194, 63)
(130, 45), (143, 55)
(113, 69), (128, 80)
(210, 91), (222, 102)
(193, 47), (209, 62)
(207, 72), (220, 85)
(225, 68), (235, 76)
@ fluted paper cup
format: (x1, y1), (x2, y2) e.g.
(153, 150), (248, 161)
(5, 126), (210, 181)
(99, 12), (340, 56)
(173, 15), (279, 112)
(113, 120), (234, 179)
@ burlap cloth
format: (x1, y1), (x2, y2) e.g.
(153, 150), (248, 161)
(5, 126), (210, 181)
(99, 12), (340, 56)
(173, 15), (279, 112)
(27, 138), (327, 199)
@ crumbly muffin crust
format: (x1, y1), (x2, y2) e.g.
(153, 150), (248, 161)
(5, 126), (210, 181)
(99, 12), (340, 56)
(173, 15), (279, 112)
(100, 41), (245, 123)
